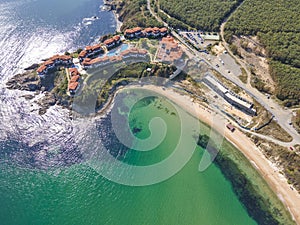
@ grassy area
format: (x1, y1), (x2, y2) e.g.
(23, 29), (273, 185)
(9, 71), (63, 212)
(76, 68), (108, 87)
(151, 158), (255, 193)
(256, 120), (293, 143)
(158, 0), (243, 31)
(238, 68), (248, 84)
(77, 62), (175, 110)
(224, 0), (300, 107)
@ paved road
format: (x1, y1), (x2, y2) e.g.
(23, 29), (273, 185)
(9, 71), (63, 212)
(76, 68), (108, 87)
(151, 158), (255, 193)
(147, 0), (300, 146)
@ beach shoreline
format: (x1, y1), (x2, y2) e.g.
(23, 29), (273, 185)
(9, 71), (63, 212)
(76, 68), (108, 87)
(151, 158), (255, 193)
(119, 84), (300, 224)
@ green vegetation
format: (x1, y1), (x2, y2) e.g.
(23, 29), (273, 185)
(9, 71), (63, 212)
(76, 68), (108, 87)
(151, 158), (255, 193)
(224, 0), (300, 106)
(80, 62), (175, 109)
(158, 0), (243, 31)
(256, 120), (293, 143)
(238, 68), (248, 84)
(116, 0), (163, 30)
(292, 110), (300, 134)
(52, 69), (69, 97)
(251, 136), (300, 194)
(157, 10), (191, 30)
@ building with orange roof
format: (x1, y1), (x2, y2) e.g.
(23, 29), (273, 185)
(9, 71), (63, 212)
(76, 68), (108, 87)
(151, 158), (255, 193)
(160, 27), (168, 36)
(69, 68), (80, 77)
(78, 44), (104, 61)
(78, 50), (88, 60)
(82, 56), (111, 69)
(157, 36), (183, 63)
(37, 65), (48, 76)
(124, 27), (142, 38)
(120, 48), (149, 59)
(68, 82), (79, 95)
(103, 35), (121, 49)
(37, 54), (72, 76)
(142, 27), (168, 38)
(70, 75), (80, 83)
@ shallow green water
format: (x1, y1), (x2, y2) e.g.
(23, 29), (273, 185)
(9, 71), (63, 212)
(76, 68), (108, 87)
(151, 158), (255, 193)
(0, 90), (261, 225)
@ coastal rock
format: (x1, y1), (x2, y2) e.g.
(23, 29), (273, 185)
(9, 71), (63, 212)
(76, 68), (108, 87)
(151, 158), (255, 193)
(37, 92), (57, 115)
(24, 63), (39, 71)
(6, 71), (41, 91)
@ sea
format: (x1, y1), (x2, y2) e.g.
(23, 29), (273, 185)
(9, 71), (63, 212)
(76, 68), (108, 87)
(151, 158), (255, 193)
(0, 1), (286, 225)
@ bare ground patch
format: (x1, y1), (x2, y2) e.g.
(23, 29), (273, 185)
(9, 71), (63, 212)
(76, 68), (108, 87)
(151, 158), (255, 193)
(232, 36), (275, 93)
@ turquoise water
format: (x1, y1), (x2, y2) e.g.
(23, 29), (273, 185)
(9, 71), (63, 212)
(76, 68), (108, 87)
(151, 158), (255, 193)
(0, 89), (258, 225)
(106, 44), (129, 57)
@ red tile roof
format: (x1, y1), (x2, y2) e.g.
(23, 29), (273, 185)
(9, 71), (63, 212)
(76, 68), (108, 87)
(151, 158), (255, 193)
(144, 27), (153, 33)
(153, 27), (160, 32)
(125, 27), (142, 35)
(68, 82), (79, 91)
(37, 65), (47, 73)
(78, 50), (87, 58)
(113, 35), (120, 41)
(160, 27), (168, 33)
(70, 75), (80, 82)
(44, 60), (54, 66)
(69, 68), (79, 76)
(104, 38), (115, 45)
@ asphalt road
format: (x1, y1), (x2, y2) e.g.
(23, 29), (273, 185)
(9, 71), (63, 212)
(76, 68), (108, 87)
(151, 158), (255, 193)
(147, 0), (300, 146)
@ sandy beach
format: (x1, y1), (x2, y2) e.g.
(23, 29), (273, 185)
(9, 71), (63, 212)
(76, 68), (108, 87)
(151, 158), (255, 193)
(124, 84), (300, 224)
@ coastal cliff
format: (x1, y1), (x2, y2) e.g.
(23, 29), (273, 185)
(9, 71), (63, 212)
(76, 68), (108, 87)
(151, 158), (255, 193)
(6, 69), (71, 115)
(108, 0), (163, 31)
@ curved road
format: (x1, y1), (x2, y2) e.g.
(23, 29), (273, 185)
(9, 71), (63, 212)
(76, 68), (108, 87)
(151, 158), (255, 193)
(147, 0), (300, 146)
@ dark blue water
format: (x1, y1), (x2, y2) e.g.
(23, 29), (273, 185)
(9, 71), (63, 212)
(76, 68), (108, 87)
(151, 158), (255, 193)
(0, 0), (116, 79)
(0, 0), (116, 167)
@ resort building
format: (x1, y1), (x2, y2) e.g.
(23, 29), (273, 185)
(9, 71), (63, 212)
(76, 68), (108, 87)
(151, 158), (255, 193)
(156, 36), (183, 63)
(37, 54), (72, 76)
(36, 65), (48, 76)
(82, 56), (111, 69)
(124, 27), (142, 38)
(69, 68), (80, 77)
(203, 74), (257, 116)
(78, 44), (104, 62)
(68, 82), (79, 95)
(68, 68), (81, 95)
(120, 48), (148, 59)
(82, 48), (149, 70)
(103, 35), (121, 49)
(125, 27), (168, 39)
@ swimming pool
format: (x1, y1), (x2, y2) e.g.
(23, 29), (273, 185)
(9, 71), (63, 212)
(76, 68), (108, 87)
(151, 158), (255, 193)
(105, 43), (129, 57)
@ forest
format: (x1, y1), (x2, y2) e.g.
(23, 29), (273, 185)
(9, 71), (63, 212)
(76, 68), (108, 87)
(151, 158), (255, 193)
(115, 0), (163, 30)
(158, 0), (243, 31)
(224, 0), (300, 106)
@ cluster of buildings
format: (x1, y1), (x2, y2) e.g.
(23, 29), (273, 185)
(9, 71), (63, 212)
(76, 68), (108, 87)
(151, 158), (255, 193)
(68, 68), (80, 95)
(81, 48), (149, 70)
(37, 55), (72, 76)
(203, 74), (257, 116)
(78, 35), (121, 62)
(156, 36), (183, 63)
(124, 27), (168, 39)
(35, 26), (169, 95)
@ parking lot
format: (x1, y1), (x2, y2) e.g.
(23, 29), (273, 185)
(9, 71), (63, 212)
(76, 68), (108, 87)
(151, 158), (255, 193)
(179, 31), (220, 49)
